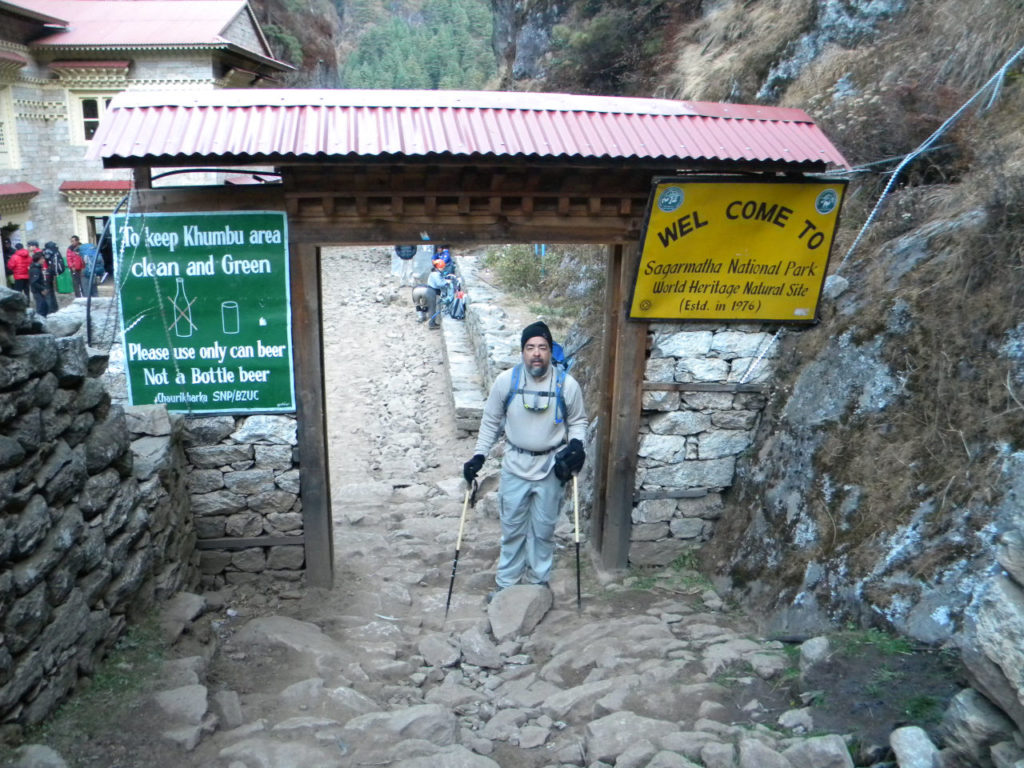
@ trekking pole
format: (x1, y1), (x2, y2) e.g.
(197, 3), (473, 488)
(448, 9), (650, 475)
(573, 474), (582, 613)
(444, 483), (473, 620)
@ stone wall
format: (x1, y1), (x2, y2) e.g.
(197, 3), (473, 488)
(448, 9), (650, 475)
(631, 325), (776, 566)
(44, 298), (307, 586)
(0, 286), (198, 728)
(184, 413), (305, 587)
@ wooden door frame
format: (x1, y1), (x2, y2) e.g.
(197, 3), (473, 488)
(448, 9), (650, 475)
(127, 159), (719, 586)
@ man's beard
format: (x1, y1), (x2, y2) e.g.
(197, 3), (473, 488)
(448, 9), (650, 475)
(527, 361), (549, 379)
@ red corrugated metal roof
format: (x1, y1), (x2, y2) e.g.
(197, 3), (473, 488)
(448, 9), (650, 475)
(27, 0), (249, 48)
(0, 182), (40, 197)
(89, 89), (850, 170)
(59, 180), (132, 191)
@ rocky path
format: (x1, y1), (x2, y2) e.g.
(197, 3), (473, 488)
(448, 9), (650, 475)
(10, 247), (874, 768)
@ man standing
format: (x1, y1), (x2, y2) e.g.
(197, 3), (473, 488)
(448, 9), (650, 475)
(28, 251), (50, 316)
(463, 321), (587, 596)
(66, 235), (85, 297)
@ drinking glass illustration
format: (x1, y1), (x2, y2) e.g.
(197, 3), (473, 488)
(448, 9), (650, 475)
(222, 301), (240, 334)
(172, 277), (194, 338)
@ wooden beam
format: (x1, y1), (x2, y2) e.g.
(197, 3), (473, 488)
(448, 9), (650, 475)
(590, 244), (620, 554)
(133, 166), (152, 190)
(282, 218), (641, 245)
(290, 241), (334, 588)
(134, 186), (284, 212)
(633, 488), (709, 502)
(599, 242), (647, 572)
(643, 382), (766, 393)
(196, 536), (305, 550)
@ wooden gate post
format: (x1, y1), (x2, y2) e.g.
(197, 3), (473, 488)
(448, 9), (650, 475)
(290, 241), (334, 588)
(593, 242), (647, 571)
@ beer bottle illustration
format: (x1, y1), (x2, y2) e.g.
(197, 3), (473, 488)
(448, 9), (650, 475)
(172, 277), (193, 338)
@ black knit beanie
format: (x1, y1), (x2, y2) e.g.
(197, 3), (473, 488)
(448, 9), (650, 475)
(521, 321), (553, 349)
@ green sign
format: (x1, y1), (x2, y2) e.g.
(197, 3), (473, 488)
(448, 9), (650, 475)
(113, 211), (295, 414)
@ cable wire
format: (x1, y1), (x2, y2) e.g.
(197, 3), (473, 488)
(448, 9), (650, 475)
(836, 42), (1024, 273)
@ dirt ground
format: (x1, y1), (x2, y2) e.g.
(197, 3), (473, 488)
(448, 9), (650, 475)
(0, 246), (963, 767)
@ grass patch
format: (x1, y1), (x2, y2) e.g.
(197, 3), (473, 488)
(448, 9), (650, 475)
(833, 627), (915, 658)
(0, 615), (169, 759)
(903, 694), (942, 722)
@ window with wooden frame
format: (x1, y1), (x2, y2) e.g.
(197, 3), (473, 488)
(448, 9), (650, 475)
(69, 92), (114, 144)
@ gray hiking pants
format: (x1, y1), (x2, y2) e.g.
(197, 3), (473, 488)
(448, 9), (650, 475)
(496, 467), (562, 588)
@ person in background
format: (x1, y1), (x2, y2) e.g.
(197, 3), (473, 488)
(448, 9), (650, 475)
(28, 250), (50, 316)
(462, 321), (588, 599)
(98, 233), (113, 282)
(7, 245), (31, 299)
(42, 241), (63, 313)
(66, 235), (85, 297)
(2, 236), (14, 286)
(426, 258), (446, 330)
(79, 241), (100, 297)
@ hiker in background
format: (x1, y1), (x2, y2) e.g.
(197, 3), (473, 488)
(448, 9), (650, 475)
(28, 250), (50, 316)
(7, 245), (31, 299)
(411, 283), (431, 323)
(462, 321), (587, 599)
(79, 241), (100, 297)
(98, 232), (114, 282)
(425, 258), (446, 329)
(434, 245), (455, 277)
(2, 236), (14, 286)
(42, 241), (65, 312)
(66, 235), (85, 297)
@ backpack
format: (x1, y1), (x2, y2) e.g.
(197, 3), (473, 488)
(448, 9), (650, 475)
(503, 358), (568, 426)
(448, 292), (465, 320)
(44, 242), (65, 274)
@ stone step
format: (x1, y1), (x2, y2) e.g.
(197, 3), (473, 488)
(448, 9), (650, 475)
(439, 312), (486, 436)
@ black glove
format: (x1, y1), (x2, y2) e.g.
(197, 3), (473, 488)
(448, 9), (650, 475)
(463, 454), (485, 484)
(554, 439), (585, 483)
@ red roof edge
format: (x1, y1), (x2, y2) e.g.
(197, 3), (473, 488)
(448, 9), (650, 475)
(0, 51), (29, 66)
(0, 181), (40, 197)
(59, 180), (132, 191)
(50, 60), (131, 69)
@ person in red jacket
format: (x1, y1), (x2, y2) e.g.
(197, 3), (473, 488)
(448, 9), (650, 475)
(66, 235), (85, 297)
(6, 247), (31, 299)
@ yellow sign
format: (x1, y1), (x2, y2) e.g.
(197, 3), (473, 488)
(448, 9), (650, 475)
(629, 177), (847, 322)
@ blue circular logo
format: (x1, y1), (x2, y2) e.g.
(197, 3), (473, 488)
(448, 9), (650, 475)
(815, 189), (839, 215)
(658, 186), (684, 213)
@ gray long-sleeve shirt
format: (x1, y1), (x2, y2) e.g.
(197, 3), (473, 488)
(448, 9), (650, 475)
(474, 364), (587, 481)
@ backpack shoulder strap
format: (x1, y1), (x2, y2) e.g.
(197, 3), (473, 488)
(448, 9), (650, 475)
(503, 364), (522, 413)
(554, 365), (568, 425)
